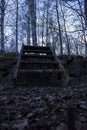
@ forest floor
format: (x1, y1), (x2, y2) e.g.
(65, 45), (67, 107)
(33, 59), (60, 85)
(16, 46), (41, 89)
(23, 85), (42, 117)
(0, 75), (87, 130)
(0, 54), (87, 130)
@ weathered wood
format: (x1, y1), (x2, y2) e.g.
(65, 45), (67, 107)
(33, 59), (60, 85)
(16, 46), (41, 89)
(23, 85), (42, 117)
(23, 49), (52, 54)
(19, 69), (61, 73)
(22, 54), (54, 58)
(24, 45), (50, 50)
(20, 60), (58, 70)
(20, 61), (57, 64)
(13, 44), (67, 86)
(17, 69), (63, 86)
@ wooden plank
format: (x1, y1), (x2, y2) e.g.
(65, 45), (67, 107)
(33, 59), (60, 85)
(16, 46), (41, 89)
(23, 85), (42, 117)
(23, 49), (52, 54)
(22, 54), (54, 58)
(24, 45), (50, 50)
(19, 69), (61, 73)
(20, 61), (57, 64)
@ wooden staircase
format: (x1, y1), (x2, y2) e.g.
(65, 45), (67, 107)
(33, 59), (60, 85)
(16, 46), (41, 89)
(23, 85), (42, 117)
(13, 44), (65, 86)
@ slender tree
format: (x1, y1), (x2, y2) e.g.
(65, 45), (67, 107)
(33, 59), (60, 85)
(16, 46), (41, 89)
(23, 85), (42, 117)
(26, 7), (31, 45)
(55, 0), (63, 55)
(77, 0), (87, 56)
(60, 1), (70, 55)
(0, 0), (5, 51)
(41, 13), (45, 46)
(28, 0), (37, 46)
(16, 0), (18, 53)
(46, 0), (49, 46)
(84, 0), (87, 27)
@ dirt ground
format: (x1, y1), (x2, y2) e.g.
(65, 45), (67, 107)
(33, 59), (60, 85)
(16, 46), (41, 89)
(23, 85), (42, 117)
(0, 75), (87, 130)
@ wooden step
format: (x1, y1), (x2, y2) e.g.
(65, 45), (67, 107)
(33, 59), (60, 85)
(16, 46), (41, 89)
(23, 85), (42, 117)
(20, 62), (58, 70)
(23, 45), (51, 54)
(24, 45), (50, 51)
(20, 61), (57, 64)
(21, 54), (55, 62)
(23, 49), (52, 54)
(19, 69), (61, 73)
(20, 61), (58, 69)
(22, 54), (54, 58)
(13, 44), (65, 86)
(22, 59), (55, 63)
(17, 69), (63, 86)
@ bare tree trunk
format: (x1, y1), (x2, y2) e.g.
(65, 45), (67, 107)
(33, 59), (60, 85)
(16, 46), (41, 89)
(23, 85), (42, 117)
(46, 0), (49, 46)
(29, 0), (37, 46)
(16, 0), (18, 53)
(27, 7), (31, 45)
(84, 0), (87, 27)
(42, 13), (45, 46)
(77, 0), (87, 56)
(75, 41), (79, 55)
(60, 2), (70, 55)
(0, 3), (1, 49)
(0, 0), (5, 51)
(55, 0), (63, 55)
